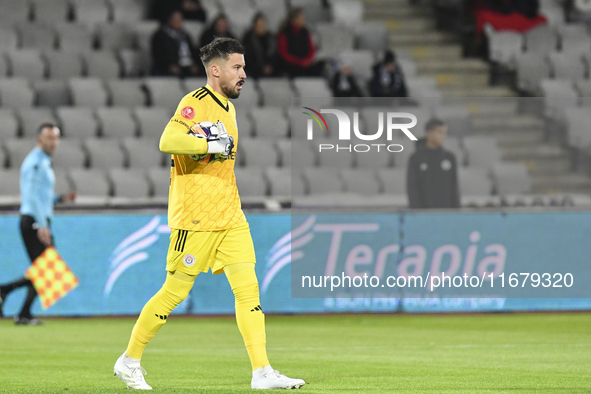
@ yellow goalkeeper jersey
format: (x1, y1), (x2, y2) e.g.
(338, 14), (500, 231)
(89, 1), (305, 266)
(159, 84), (246, 232)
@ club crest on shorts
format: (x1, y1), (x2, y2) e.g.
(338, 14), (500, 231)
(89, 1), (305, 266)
(183, 254), (196, 267)
(181, 106), (195, 120)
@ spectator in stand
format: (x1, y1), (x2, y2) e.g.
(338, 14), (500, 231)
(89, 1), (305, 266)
(277, 8), (323, 77)
(151, 10), (202, 77)
(406, 119), (460, 209)
(152, 0), (207, 23)
(200, 14), (236, 48)
(331, 60), (364, 97)
(242, 13), (276, 79)
(369, 50), (408, 97)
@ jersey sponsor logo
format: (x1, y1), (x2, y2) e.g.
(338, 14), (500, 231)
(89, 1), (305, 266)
(183, 254), (196, 267)
(181, 106), (196, 120)
(173, 118), (191, 129)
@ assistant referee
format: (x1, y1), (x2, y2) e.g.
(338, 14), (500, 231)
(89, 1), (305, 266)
(0, 123), (75, 325)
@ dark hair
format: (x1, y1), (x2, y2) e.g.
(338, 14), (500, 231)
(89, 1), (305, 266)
(279, 7), (303, 30)
(251, 11), (266, 26)
(37, 122), (56, 135)
(425, 118), (445, 132)
(384, 50), (396, 64)
(200, 37), (245, 66)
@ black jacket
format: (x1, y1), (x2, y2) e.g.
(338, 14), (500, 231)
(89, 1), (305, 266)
(151, 25), (199, 76)
(406, 145), (460, 209)
(369, 63), (408, 98)
(242, 29), (275, 79)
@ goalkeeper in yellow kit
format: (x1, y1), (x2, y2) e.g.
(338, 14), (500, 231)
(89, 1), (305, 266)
(113, 37), (305, 390)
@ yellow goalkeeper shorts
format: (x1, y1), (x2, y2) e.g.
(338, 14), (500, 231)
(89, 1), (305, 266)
(165, 222), (256, 275)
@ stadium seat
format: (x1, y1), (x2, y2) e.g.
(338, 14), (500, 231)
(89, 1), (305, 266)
(147, 166), (170, 198)
(182, 21), (205, 45)
(316, 139), (355, 169)
(71, 0), (110, 25)
(238, 138), (278, 168)
(232, 83), (261, 111)
(33, 80), (71, 107)
(4, 138), (36, 168)
(84, 138), (126, 169)
(331, 0), (364, 27)
(31, 0), (70, 23)
(443, 136), (465, 166)
(183, 77), (208, 92)
(275, 139), (291, 167)
(17, 23), (56, 49)
(0, 147), (7, 169)
(303, 168), (344, 194)
(515, 52), (550, 93)
(220, 1), (255, 37)
(68, 168), (111, 196)
(97, 23), (135, 51)
(315, 23), (355, 59)
(540, 79), (579, 118)
(122, 137), (164, 168)
(355, 148), (392, 169)
(559, 24), (591, 54)
(341, 168), (381, 195)
(435, 105), (473, 137)
(292, 77), (333, 99)
(361, 106), (395, 139)
(96, 107), (138, 138)
(258, 78), (294, 108)
(69, 78), (109, 107)
(339, 50), (375, 82)
(236, 109), (253, 136)
(491, 162), (531, 195)
(565, 107), (591, 148)
(547, 52), (586, 80)
(55, 23), (94, 52)
(53, 168), (71, 194)
(133, 107), (171, 139)
(252, 0), (287, 32)
(458, 167), (492, 196)
(111, 0), (148, 22)
(524, 24), (558, 54)
(251, 107), (289, 139)
(463, 136), (502, 169)
(16, 108), (58, 138)
(406, 78), (442, 105)
(279, 139), (317, 168)
(391, 137), (415, 168)
(0, 0), (31, 23)
(234, 167), (268, 197)
(143, 77), (185, 108)
(290, 0), (328, 25)
(52, 139), (87, 169)
(109, 168), (151, 198)
(0, 78), (35, 108)
(354, 22), (388, 54)
(0, 109), (20, 140)
(44, 51), (84, 79)
(0, 27), (18, 51)
(134, 21), (159, 53)
(0, 169), (21, 197)
(575, 80), (591, 106)
(6, 50), (47, 79)
(265, 167), (305, 197)
(377, 168), (406, 195)
(119, 49), (149, 77)
(397, 57), (418, 78)
(56, 107), (99, 139)
(106, 79), (147, 107)
(0, 55), (7, 78)
(84, 51), (122, 79)
(486, 30), (523, 67)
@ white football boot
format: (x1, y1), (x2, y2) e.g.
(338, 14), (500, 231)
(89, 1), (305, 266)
(113, 353), (153, 390)
(252, 366), (305, 389)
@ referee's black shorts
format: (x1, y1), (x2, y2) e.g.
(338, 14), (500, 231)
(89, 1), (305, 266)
(20, 215), (53, 263)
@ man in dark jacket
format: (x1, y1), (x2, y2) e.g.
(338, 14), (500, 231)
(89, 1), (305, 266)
(369, 50), (408, 98)
(151, 10), (201, 77)
(406, 118), (460, 209)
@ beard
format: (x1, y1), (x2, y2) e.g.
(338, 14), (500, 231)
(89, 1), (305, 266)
(220, 80), (241, 99)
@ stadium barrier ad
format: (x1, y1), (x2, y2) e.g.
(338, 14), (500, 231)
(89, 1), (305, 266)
(1, 211), (590, 317)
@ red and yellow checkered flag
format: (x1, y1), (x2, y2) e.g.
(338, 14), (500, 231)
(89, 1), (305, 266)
(24, 246), (79, 309)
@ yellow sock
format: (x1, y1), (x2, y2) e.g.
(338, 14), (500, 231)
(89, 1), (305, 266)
(125, 271), (195, 359)
(224, 263), (270, 371)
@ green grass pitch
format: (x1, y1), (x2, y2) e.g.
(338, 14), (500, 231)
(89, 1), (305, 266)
(0, 313), (590, 393)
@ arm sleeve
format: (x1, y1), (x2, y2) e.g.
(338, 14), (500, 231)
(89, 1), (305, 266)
(22, 165), (49, 227)
(406, 154), (422, 209)
(159, 95), (208, 155)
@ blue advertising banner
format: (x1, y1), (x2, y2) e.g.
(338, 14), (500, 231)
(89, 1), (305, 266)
(1, 211), (590, 316)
